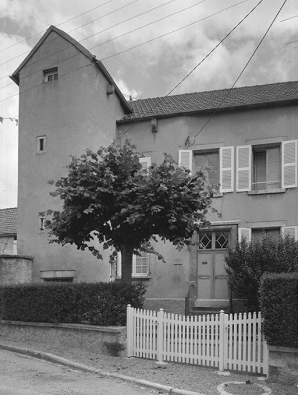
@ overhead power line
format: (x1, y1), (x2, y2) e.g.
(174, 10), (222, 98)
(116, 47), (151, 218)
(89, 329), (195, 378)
(191, 0), (288, 141)
(0, 0), (139, 67)
(122, 0), (263, 123)
(0, 0), (210, 90)
(0, 0), (181, 81)
(280, 13), (298, 22)
(0, 0), (259, 108)
(0, 0), (115, 53)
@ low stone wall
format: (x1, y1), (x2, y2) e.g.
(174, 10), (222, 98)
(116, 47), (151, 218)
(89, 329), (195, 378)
(268, 346), (298, 386)
(0, 255), (33, 284)
(0, 320), (127, 357)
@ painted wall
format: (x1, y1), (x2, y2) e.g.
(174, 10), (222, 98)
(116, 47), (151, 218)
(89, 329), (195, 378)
(117, 104), (298, 303)
(17, 31), (126, 282)
(0, 236), (16, 255)
(0, 256), (33, 284)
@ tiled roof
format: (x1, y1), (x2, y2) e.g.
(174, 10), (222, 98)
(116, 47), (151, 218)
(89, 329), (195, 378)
(0, 208), (17, 235)
(119, 80), (298, 122)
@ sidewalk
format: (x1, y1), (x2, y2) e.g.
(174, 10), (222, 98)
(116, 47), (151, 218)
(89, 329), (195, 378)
(0, 337), (295, 395)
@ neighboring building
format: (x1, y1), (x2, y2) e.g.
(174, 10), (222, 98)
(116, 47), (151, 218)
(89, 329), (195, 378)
(11, 26), (298, 313)
(0, 208), (17, 255)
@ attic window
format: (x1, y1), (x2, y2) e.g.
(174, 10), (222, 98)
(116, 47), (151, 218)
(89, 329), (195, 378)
(43, 67), (58, 82)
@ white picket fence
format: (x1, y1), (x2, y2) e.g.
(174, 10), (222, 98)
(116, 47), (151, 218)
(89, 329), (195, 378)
(126, 305), (268, 375)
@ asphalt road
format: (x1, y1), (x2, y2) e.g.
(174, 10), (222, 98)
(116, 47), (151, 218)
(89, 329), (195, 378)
(0, 349), (153, 395)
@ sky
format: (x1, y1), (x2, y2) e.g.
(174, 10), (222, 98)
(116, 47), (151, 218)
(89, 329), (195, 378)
(0, 0), (297, 209)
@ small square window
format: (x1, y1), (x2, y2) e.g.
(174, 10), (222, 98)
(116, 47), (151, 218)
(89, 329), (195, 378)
(37, 136), (46, 154)
(43, 67), (58, 82)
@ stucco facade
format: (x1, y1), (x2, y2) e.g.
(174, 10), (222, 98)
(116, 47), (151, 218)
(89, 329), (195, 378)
(11, 26), (130, 283)
(118, 98), (298, 312)
(11, 25), (298, 313)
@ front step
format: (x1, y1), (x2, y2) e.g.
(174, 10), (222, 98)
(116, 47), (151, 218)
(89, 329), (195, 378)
(189, 306), (231, 316)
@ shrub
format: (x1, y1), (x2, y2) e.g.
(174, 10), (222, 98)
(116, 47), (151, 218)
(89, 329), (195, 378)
(0, 281), (146, 326)
(224, 235), (298, 311)
(260, 273), (298, 348)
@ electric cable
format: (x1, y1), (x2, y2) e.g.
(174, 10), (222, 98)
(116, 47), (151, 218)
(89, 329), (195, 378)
(0, 0), (138, 66)
(0, 0), (244, 95)
(191, 0), (288, 142)
(0, 0), (115, 53)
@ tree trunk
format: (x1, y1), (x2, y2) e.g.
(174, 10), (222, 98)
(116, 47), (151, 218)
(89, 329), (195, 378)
(121, 244), (134, 284)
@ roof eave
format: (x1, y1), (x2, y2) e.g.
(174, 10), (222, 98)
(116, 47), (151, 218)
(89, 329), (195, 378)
(117, 98), (298, 124)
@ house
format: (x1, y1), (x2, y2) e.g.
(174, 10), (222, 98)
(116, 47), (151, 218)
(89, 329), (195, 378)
(116, 82), (298, 313)
(10, 26), (298, 313)
(0, 207), (17, 255)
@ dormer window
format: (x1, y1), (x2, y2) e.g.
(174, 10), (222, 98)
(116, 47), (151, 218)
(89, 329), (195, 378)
(43, 67), (58, 82)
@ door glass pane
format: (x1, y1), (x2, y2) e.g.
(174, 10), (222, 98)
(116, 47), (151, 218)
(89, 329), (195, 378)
(198, 232), (212, 249)
(215, 231), (229, 249)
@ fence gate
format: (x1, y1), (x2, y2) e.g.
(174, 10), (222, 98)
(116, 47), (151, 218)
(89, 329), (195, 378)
(126, 305), (268, 375)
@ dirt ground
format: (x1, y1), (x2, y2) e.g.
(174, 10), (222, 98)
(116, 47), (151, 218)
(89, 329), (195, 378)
(0, 337), (297, 395)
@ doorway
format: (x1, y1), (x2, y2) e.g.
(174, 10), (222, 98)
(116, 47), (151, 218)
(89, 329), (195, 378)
(197, 230), (229, 303)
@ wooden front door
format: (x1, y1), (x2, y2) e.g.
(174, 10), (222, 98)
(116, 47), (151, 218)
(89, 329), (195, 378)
(197, 230), (229, 300)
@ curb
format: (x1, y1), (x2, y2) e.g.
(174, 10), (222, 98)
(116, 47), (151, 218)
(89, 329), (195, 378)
(0, 343), (204, 395)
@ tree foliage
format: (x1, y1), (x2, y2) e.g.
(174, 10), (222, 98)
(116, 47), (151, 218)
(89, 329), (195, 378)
(44, 140), (216, 283)
(225, 235), (298, 311)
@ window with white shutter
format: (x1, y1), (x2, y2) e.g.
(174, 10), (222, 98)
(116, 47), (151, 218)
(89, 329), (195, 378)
(282, 140), (297, 189)
(281, 226), (298, 240)
(219, 147), (234, 193)
(238, 228), (251, 242)
(178, 150), (192, 171)
(236, 146), (251, 192)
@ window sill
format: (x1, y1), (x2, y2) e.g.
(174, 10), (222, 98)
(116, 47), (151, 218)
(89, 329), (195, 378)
(247, 189), (286, 195)
(116, 276), (151, 281)
(212, 193), (223, 198)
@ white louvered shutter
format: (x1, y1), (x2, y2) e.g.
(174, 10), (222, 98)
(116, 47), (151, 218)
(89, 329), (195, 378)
(282, 140), (297, 189)
(236, 145), (252, 192)
(178, 150), (192, 171)
(281, 226), (298, 241)
(220, 147), (234, 193)
(139, 156), (151, 173)
(238, 228), (251, 242)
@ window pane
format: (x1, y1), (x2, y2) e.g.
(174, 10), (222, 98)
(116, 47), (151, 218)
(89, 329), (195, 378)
(54, 73), (58, 80)
(215, 231), (229, 249)
(194, 152), (219, 186)
(199, 232), (212, 249)
(48, 75), (53, 81)
(135, 256), (147, 274)
(253, 146), (281, 190)
(252, 228), (280, 241)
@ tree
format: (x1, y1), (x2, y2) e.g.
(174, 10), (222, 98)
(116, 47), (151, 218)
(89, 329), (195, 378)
(225, 235), (298, 311)
(44, 140), (216, 284)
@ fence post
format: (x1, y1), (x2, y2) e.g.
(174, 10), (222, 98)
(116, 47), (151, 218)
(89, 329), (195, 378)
(126, 304), (133, 357)
(157, 308), (164, 363)
(219, 310), (225, 372)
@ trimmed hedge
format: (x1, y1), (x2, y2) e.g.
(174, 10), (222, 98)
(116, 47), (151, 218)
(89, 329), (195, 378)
(260, 273), (298, 348)
(0, 282), (146, 326)
(225, 235), (298, 311)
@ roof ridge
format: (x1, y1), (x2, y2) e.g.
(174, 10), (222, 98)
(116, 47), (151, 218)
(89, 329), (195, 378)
(132, 80), (297, 103)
